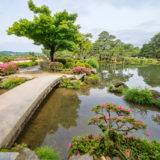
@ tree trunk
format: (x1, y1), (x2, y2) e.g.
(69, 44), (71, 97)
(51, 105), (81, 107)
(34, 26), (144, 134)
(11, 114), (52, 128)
(50, 47), (55, 62)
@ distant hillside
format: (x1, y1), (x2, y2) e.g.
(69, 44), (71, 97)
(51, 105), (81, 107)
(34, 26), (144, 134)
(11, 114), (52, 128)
(0, 51), (42, 57)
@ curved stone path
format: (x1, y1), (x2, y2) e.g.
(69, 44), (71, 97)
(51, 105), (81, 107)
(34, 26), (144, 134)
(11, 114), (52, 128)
(0, 75), (62, 148)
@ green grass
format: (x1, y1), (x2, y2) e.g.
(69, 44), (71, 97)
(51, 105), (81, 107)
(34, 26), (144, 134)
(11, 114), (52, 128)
(124, 88), (153, 105)
(2, 77), (25, 89)
(36, 146), (59, 160)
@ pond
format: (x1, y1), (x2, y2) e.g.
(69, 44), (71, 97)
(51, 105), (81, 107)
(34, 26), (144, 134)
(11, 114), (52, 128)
(17, 64), (160, 160)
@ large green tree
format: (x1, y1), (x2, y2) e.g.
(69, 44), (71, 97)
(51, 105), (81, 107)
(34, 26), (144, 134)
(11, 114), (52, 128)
(7, 0), (80, 61)
(76, 33), (93, 59)
(140, 32), (160, 58)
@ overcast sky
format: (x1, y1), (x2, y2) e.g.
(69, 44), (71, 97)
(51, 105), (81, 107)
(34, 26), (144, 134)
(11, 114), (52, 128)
(0, 0), (160, 52)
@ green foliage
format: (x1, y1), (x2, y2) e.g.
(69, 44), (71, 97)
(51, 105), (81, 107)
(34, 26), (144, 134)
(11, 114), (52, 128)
(2, 77), (25, 89)
(0, 56), (12, 62)
(116, 87), (124, 93)
(108, 84), (114, 90)
(17, 61), (38, 68)
(36, 146), (59, 160)
(64, 62), (74, 69)
(120, 137), (160, 160)
(60, 79), (81, 89)
(49, 62), (63, 70)
(11, 143), (27, 152)
(87, 58), (99, 69)
(7, 0), (81, 61)
(75, 33), (93, 59)
(69, 103), (151, 159)
(54, 58), (66, 65)
(84, 74), (100, 84)
(140, 32), (160, 58)
(69, 134), (160, 159)
(74, 62), (92, 69)
(156, 99), (160, 108)
(124, 88), (153, 105)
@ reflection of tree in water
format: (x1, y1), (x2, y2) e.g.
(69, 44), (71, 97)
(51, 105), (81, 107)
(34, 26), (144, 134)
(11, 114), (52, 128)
(152, 114), (160, 126)
(99, 64), (132, 85)
(17, 88), (81, 149)
(138, 65), (160, 87)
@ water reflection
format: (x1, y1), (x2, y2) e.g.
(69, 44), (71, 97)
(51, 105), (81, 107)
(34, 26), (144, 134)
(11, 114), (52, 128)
(99, 64), (133, 85)
(152, 114), (160, 125)
(17, 88), (81, 149)
(138, 65), (160, 87)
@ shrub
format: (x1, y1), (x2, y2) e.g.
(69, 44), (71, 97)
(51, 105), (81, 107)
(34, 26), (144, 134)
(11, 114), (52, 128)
(74, 62), (85, 67)
(49, 62), (63, 70)
(36, 146), (59, 160)
(117, 87), (124, 93)
(64, 62), (74, 69)
(0, 56), (12, 62)
(69, 103), (150, 159)
(54, 57), (66, 64)
(70, 134), (160, 160)
(14, 57), (32, 61)
(17, 61), (38, 68)
(65, 57), (74, 62)
(108, 84), (114, 90)
(87, 58), (99, 69)
(73, 67), (91, 75)
(84, 74), (100, 84)
(0, 62), (18, 76)
(2, 77), (25, 89)
(84, 63), (92, 69)
(124, 88), (153, 105)
(60, 79), (81, 89)
(156, 99), (160, 108)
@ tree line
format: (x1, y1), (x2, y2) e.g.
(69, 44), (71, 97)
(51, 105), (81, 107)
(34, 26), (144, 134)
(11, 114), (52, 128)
(7, 0), (160, 61)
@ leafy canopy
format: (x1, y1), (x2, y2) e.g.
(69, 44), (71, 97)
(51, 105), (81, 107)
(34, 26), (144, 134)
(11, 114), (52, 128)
(7, 0), (80, 61)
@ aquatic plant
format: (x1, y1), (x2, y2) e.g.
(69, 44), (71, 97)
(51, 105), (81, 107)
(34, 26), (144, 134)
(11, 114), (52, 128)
(87, 58), (99, 69)
(36, 146), (59, 160)
(124, 88), (153, 105)
(0, 62), (18, 76)
(2, 77), (25, 89)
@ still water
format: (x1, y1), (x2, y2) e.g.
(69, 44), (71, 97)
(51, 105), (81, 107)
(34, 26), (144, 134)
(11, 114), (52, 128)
(17, 64), (160, 159)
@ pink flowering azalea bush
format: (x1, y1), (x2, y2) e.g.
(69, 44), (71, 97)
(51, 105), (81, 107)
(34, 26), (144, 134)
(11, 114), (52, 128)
(73, 66), (91, 75)
(49, 62), (63, 70)
(0, 62), (18, 76)
(69, 103), (160, 160)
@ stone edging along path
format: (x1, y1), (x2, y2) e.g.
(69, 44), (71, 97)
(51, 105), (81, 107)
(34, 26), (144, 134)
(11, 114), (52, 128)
(0, 75), (63, 148)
